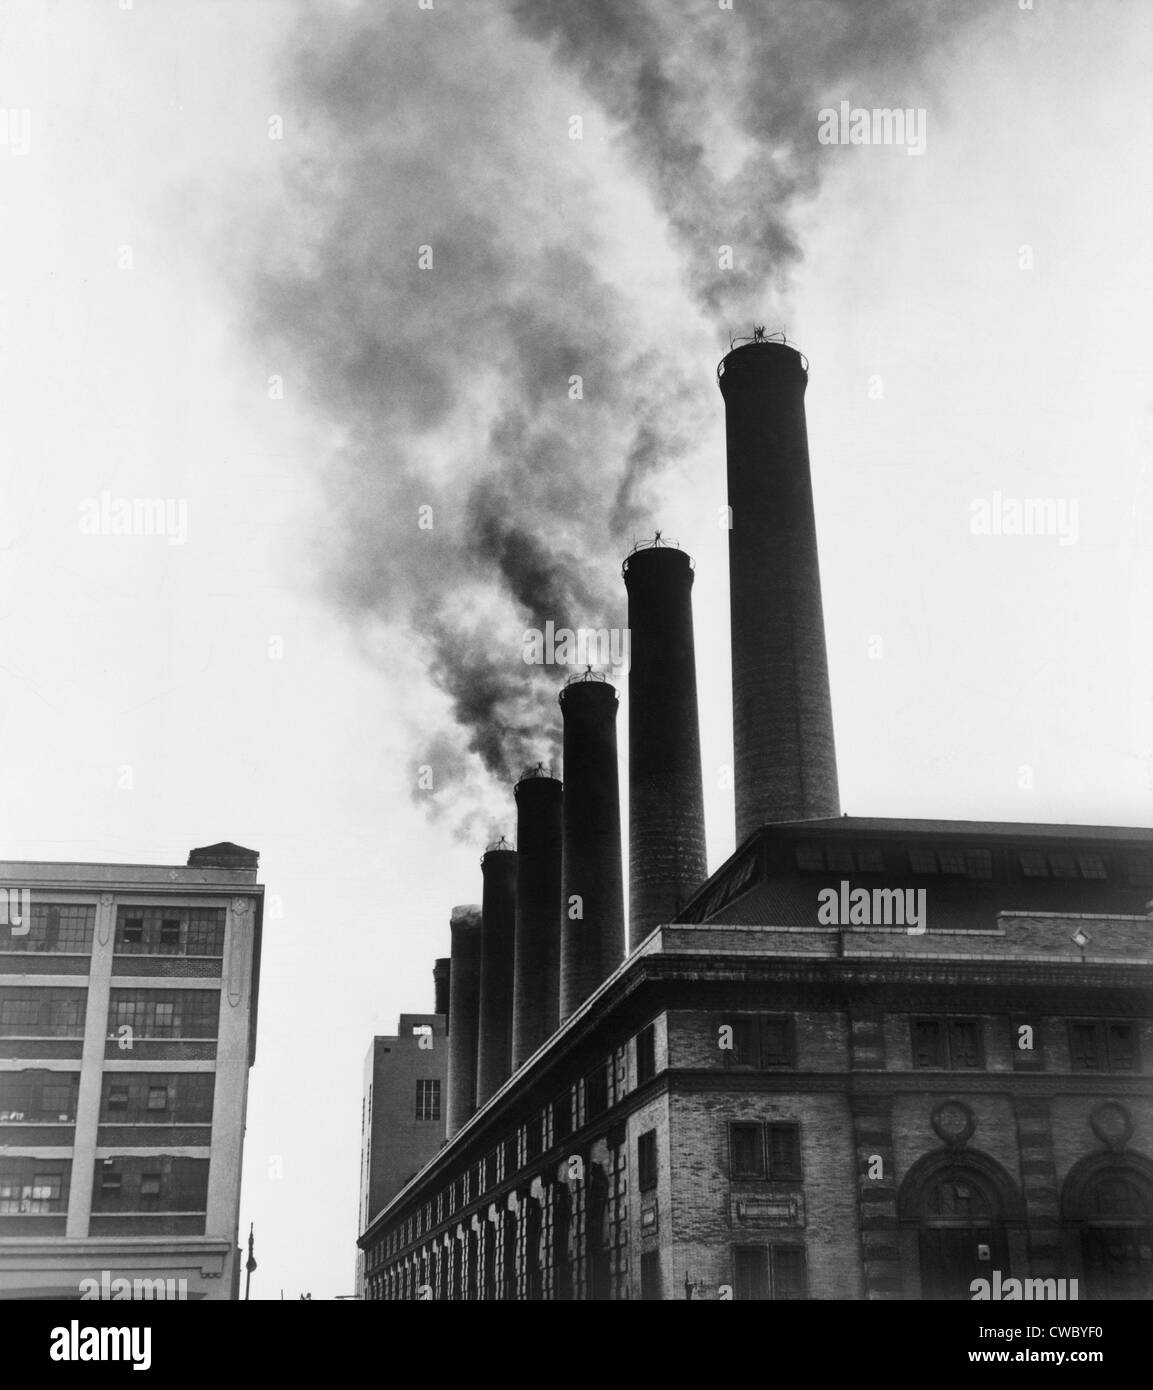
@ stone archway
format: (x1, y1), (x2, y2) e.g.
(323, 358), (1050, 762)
(1062, 1151), (1153, 1300)
(899, 1149), (1024, 1300)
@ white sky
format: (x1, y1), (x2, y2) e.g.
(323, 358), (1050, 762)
(1, 0), (1151, 1297)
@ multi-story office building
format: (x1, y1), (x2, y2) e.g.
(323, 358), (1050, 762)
(0, 842), (263, 1300)
(355, 964), (449, 1297)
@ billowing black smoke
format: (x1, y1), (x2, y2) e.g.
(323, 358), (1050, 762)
(246, 0), (991, 832)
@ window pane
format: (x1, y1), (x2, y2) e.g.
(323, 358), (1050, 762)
(912, 1019), (944, 1068)
(1106, 1024), (1137, 1071)
(771, 1246), (807, 1300)
(1069, 1023), (1100, 1071)
(767, 1124), (802, 1180)
(729, 1018), (755, 1066)
(949, 1019), (982, 1069)
(733, 1246), (768, 1300)
(636, 1024), (656, 1084)
(638, 1129), (657, 1192)
(761, 1019), (793, 1067)
(731, 1124), (764, 1179)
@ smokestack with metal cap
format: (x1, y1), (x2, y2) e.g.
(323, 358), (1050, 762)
(475, 837), (518, 1107)
(446, 905), (482, 1138)
(717, 333), (840, 844)
(433, 957), (451, 1017)
(510, 766), (563, 1070)
(622, 536), (708, 946)
(558, 671), (626, 1019)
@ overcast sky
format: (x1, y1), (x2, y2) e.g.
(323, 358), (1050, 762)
(1, 0), (1151, 1298)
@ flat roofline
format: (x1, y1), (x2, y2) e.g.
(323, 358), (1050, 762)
(756, 816), (1153, 839)
(359, 907), (1152, 1242)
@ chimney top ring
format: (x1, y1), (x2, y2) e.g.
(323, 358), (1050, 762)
(622, 531), (695, 577)
(716, 327), (808, 382)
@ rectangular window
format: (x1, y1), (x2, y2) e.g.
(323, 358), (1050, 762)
(0, 988), (87, 1037)
(733, 1246), (769, 1301)
(912, 1019), (945, 1068)
(585, 1064), (609, 1119)
(115, 907), (225, 956)
(553, 1092), (573, 1143)
(760, 1018), (794, 1068)
(0, 1163), (70, 1215)
(640, 1250), (661, 1301)
(1019, 851), (1050, 878)
(1069, 1023), (1102, 1071)
(638, 1129), (658, 1192)
(91, 1156), (208, 1212)
(636, 1023), (656, 1085)
(1076, 854), (1107, 880)
(1069, 1021), (1139, 1073)
(730, 1123), (765, 1180)
(771, 1246), (807, 1300)
(728, 1017), (756, 1066)
(0, 1072), (79, 1123)
(767, 1124), (802, 1181)
(415, 1079), (441, 1122)
(949, 1019), (983, 1069)
(1106, 1023), (1137, 1071)
(909, 846), (939, 875)
(106, 990), (219, 1040)
(99, 1072), (213, 1124)
(0, 904), (96, 955)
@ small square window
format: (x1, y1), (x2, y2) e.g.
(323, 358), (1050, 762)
(107, 1086), (129, 1110)
(146, 1086), (168, 1111)
(1020, 851), (1049, 878)
(140, 1173), (161, 1197)
(122, 919), (144, 944)
(160, 920), (181, 949)
(101, 1171), (122, 1195)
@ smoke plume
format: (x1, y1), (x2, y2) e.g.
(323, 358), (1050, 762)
(248, 0), (990, 832)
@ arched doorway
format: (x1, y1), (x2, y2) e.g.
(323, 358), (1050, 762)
(899, 1150), (1023, 1300)
(1063, 1155), (1153, 1300)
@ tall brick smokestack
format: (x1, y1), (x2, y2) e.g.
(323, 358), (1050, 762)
(433, 957), (451, 1017)
(718, 338), (840, 844)
(446, 904), (482, 1138)
(475, 838), (518, 1107)
(558, 673), (625, 1019)
(622, 538), (708, 946)
(511, 768), (563, 1070)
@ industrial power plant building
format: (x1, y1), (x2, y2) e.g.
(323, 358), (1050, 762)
(357, 338), (1153, 1300)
